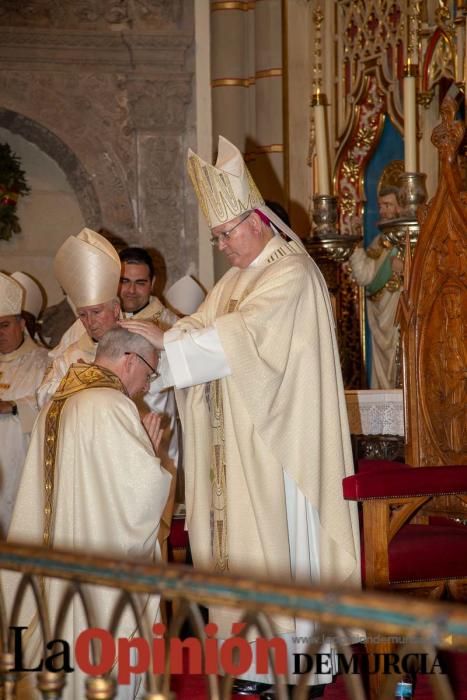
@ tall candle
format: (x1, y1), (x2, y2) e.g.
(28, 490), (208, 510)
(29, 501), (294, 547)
(403, 70), (417, 172)
(313, 100), (331, 195)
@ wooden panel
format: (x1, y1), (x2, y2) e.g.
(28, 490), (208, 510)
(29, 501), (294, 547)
(399, 95), (467, 467)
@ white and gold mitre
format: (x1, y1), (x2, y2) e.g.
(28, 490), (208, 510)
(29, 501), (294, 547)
(11, 271), (44, 318)
(187, 135), (264, 228)
(0, 272), (23, 316)
(53, 228), (121, 309)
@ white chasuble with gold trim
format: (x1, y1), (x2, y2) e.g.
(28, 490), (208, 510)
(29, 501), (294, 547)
(166, 237), (361, 652)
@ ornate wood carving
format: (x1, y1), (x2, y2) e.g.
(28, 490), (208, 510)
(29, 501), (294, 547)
(334, 0), (406, 141)
(400, 96), (466, 467)
(304, 246), (363, 388)
(335, 74), (386, 237)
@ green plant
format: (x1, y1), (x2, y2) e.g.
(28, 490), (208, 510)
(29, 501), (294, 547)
(0, 143), (30, 241)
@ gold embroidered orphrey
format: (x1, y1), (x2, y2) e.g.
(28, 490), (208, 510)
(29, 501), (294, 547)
(42, 363), (125, 546)
(208, 294), (250, 573)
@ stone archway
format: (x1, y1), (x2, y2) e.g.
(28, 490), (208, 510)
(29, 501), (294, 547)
(0, 107), (101, 228)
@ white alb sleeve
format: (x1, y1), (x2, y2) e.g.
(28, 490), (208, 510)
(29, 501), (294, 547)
(163, 326), (232, 389)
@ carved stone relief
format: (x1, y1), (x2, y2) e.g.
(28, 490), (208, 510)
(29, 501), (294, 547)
(137, 134), (189, 281)
(0, 0), (196, 283)
(0, 70), (136, 235)
(0, 0), (184, 30)
(127, 78), (192, 132)
(134, 0), (183, 26)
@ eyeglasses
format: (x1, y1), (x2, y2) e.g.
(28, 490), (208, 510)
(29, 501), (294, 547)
(125, 352), (160, 382)
(209, 212), (252, 247)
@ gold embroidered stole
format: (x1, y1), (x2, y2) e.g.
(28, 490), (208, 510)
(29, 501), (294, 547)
(208, 298), (240, 572)
(208, 378), (227, 571)
(43, 363), (125, 547)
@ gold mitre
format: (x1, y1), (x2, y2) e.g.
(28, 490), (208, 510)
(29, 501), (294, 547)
(11, 271), (44, 318)
(187, 135), (264, 228)
(0, 272), (24, 316)
(54, 228), (121, 309)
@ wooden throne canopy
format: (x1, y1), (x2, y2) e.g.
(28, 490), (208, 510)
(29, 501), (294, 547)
(399, 95), (466, 467)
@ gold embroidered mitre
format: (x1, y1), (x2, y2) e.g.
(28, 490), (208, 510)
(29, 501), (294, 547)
(53, 228), (121, 308)
(0, 272), (23, 316)
(187, 135), (264, 228)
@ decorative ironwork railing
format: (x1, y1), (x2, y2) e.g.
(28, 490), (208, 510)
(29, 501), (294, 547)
(1, 541), (467, 699)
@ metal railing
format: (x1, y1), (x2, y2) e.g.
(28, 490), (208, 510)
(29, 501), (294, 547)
(1, 541), (467, 699)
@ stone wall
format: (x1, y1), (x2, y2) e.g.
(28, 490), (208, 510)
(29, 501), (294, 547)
(0, 0), (197, 289)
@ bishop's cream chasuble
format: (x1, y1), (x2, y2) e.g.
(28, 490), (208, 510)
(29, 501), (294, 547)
(166, 236), (361, 682)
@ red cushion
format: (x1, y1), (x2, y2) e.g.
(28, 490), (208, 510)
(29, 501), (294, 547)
(389, 523), (467, 583)
(357, 459), (407, 474)
(169, 517), (189, 549)
(343, 464), (467, 500)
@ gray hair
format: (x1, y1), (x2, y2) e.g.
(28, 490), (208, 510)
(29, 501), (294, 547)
(95, 327), (156, 363)
(104, 297), (121, 310)
(76, 297), (120, 314)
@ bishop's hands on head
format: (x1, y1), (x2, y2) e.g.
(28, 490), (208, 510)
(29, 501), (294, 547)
(119, 318), (165, 350)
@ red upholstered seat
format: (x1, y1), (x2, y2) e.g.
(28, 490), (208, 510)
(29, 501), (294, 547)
(356, 459), (409, 474)
(343, 463), (467, 500)
(390, 523), (467, 583)
(169, 516), (189, 549)
(343, 461), (467, 585)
